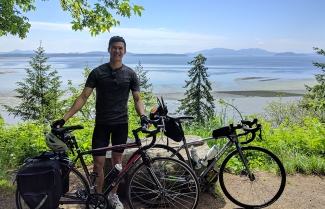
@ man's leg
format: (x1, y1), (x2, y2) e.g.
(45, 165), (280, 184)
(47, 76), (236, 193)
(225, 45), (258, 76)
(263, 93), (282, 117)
(91, 124), (110, 194)
(107, 151), (124, 209)
(110, 151), (123, 194)
(110, 123), (127, 194)
(93, 155), (106, 194)
(107, 123), (127, 209)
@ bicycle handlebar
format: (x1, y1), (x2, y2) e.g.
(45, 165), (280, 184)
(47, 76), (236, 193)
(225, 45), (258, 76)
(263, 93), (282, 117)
(51, 119), (164, 151)
(132, 118), (164, 150)
(212, 118), (262, 144)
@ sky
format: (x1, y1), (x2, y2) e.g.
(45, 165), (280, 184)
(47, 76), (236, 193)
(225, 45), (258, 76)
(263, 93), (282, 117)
(1, 0), (324, 54)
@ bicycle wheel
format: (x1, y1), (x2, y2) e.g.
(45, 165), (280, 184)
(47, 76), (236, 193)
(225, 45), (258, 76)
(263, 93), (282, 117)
(219, 146), (286, 208)
(16, 163), (89, 209)
(123, 144), (185, 184)
(127, 157), (200, 209)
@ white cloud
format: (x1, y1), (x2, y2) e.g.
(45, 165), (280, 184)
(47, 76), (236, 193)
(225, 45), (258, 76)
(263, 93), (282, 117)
(1, 21), (323, 53)
(30, 21), (73, 31)
(111, 27), (226, 41)
(1, 21), (228, 53)
(29, 21), (227, 43)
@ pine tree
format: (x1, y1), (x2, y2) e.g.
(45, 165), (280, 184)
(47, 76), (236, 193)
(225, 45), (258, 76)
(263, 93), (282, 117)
(63, 63), (96, 121)
(301, 47), (325, 121)
(4, 42), (64, 123)
(126, 61), (156, 129)
(177, 54), (215, 123)
(133, 61), (155, 111)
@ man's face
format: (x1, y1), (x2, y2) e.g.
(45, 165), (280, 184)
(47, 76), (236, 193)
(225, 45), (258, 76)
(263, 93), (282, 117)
(108, 42), (126, 61)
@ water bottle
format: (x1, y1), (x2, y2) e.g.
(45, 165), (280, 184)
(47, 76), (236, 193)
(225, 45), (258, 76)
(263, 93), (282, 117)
(204, 168), (219, 183)
(200, 144), (219, 166)
(190, 146), (201, 169)
(105, 164), (122, 185)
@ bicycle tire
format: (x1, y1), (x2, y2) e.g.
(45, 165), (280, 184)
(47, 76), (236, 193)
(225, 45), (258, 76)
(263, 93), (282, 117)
(16, 163), (89, 209)
(219, 146), (286, 208)
(123, 144), (185, 183)
(126, 156), (200, 209)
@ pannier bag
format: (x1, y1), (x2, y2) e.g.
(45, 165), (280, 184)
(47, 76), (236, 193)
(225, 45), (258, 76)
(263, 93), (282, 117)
(163, 117), (184, 142)
(16, 159), (63, 209)
(33, 151), (70, 194)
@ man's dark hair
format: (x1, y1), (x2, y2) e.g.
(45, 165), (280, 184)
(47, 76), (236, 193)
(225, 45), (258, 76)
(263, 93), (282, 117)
(108, 36), (126, 49)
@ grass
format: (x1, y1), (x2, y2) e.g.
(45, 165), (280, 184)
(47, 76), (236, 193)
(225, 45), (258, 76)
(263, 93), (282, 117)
(0, 179), (16, 195)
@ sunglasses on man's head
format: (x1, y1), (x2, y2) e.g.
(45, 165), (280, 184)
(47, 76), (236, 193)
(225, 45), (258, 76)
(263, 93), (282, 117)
(112, 71), (117, 83)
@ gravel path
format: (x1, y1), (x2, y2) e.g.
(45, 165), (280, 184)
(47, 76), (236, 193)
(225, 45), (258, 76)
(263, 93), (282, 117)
(2, 174), (325, 209)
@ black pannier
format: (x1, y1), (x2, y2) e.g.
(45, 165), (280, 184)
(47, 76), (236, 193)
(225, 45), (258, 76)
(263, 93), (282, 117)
(16, 158), (63, 209)
(163, 117), (184, 142)
(32, 151), (70, 194)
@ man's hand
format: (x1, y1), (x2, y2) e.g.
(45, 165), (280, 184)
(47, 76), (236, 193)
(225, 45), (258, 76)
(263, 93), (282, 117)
(140, 115), (150, 129)
(52, 119), (65, 128)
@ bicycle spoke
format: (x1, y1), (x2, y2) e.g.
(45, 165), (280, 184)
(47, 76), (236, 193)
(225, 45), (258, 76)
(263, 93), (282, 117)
(220, 146), (286, 208)
(127, 157), (200, 209)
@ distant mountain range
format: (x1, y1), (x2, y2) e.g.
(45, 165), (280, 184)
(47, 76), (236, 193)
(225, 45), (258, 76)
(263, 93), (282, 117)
(185, 48), (276, 56)
(0, 48), (313, 57)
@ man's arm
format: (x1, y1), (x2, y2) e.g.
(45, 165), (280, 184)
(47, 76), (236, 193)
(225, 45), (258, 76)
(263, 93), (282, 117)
(63, 87), (93, 121)
(132, 91), (145, 116)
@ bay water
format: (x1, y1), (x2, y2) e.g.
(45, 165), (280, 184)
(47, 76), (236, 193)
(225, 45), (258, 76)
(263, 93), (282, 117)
(0, 54), (322, 124)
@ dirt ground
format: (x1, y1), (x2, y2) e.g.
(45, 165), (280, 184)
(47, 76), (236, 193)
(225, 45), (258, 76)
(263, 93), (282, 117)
(2, 174), (325, 209)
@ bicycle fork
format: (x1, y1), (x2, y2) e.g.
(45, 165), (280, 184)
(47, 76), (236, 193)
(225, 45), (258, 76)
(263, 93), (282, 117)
(233, 137), (255, 181)
(143, 153), (165, 192)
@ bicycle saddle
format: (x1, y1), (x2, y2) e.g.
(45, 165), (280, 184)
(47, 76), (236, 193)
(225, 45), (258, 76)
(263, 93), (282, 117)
(51, 125), (84, 135)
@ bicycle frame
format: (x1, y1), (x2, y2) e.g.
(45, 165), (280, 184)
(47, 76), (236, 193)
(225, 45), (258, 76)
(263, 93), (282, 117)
(165, 123), (259, 182)
(169, 134), (240, 179)
(56, 125), (165, 205)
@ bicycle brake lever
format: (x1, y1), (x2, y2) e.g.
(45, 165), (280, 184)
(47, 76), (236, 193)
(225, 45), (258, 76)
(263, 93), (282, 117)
(142, 124), (148, 131)
(258, 128), (263, 140)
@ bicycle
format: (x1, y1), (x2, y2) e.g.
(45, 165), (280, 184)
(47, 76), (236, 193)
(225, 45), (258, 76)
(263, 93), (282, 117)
(15, 123), (200, 209)
(128, 96), (286, 208)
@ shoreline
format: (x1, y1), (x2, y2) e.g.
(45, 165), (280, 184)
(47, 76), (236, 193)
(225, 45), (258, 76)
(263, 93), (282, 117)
(0, 78), (317, 124)
(158, 89), (305, 100)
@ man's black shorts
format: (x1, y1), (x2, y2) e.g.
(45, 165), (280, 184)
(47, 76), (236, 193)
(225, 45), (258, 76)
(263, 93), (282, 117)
(92, 123), (128, 156)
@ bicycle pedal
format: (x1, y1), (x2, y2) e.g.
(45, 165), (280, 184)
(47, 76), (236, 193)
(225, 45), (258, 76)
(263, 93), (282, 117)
(75, 189), (88, 201)
(201, 182), (215, 188)
(90, 171), (99, 177)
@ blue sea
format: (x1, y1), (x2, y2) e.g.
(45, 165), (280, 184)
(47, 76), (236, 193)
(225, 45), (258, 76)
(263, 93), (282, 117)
(0, 54), (323, 91)
(0, 54), (323, 123)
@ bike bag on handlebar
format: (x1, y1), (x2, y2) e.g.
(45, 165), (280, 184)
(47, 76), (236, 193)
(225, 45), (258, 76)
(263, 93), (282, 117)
(212, 126), (231, 138)
(163, 116), (184, 142)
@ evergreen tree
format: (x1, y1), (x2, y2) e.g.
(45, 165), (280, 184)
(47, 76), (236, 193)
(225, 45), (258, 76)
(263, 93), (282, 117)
(127, 61), (155, 129)
(133, 61), (155, 111)
(177, 54), (215, 123)
(301, 47), (325, 121)
(63, 63), (96, 121)
(3, 42), (64, 123)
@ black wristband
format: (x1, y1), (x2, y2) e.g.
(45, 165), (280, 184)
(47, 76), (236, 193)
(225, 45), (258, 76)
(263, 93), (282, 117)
(140, 114), (146, 118)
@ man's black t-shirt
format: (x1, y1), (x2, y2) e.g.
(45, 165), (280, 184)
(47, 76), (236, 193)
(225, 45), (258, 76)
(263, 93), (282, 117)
(85, 63), (140, 125)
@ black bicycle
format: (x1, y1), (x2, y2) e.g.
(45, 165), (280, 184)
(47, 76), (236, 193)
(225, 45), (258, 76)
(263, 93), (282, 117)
(128, 96), (286, 208)
(16, 123), (200, 209)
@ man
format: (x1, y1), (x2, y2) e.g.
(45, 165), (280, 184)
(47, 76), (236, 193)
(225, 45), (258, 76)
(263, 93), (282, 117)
(52, 36), (148, 209)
